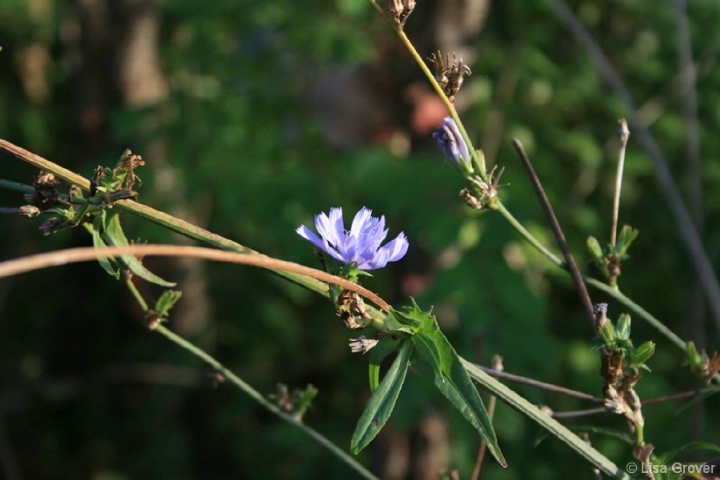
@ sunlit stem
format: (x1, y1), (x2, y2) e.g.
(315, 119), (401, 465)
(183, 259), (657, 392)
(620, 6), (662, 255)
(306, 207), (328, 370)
(365, 0), (487, 180)
(611, 119), (629, 247)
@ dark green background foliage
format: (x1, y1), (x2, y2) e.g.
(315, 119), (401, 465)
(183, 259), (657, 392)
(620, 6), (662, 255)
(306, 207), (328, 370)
(1, 0), (718, 478)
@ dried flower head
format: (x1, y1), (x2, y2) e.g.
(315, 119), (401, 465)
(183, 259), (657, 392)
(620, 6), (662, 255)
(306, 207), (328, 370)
(428, 51), (472, 101)
(349, 336), (380, 354)
(386, 0), (416, 29)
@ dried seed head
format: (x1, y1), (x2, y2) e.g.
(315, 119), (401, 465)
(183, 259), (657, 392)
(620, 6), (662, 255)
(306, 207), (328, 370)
(428, 51), (472, 101)
(19, 205), (41, 217)
(386, 0), (415, 29)
(337, 289), (372, 329)
(349, 336), (380, 354)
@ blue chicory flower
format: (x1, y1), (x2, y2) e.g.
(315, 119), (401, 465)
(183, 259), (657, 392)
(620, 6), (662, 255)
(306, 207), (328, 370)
(433, 116), (473, 172)
(296, 207), (409, 270)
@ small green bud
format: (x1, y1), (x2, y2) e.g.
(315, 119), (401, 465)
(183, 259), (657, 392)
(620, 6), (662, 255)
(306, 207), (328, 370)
(155, 290), (183, 317)
(629, 341), (655, 369)
(616, 225), (639, 257)
(686, 341), (706, 373)
(598, 318), (616, 347)
(587, 236), (604, 261)
(615, 313), (632, 342)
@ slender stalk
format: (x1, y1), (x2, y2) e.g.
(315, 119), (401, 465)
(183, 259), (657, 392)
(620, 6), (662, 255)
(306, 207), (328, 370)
(461, 358), (629, 479)
(0, 138), (329, 297)
(611, 120), (630, 247)
(544, 0), (720, 338)
(511, 139), (596, 327)
(498, 195), (691, 354)
(493, 201), (564, 265)
(0, 244), (391, 315)
(552, 408), (607, 419)
(155, 325), (379, 480)
(364, 1), (487, 179)
(472, 357), (502, 480)
(478, 365), (603, 404)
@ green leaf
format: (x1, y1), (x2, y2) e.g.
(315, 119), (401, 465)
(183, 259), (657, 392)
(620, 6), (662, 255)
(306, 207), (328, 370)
(654, 441), (720, 466)
(100, 210), (176, 287)
(409, 307), (506, 466)
(351, 339), (413, 454)
(628, 341), (655, 369)
(368, 335), (402, 392)
(385, 307), (423, 334)
(155, 290), (183, 318)
(85, 213), (121, 279)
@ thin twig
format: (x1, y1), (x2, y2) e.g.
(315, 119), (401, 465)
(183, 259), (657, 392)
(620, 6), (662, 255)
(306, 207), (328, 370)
(0, 244), (392, 314)
(154, 325), (380, 480)
(472, 356), (502, 480)
(544, 0), (720, 338)
(552, 407), (607, 419)
(0, 139), (330, 298)
(549, 389), (699, 419)
(511, 139), (596, 327)
(478, 364), (603, 404)
(641, 389), (696, 406)
(364, 0), (487, 179)
(611, 120), (630, 247)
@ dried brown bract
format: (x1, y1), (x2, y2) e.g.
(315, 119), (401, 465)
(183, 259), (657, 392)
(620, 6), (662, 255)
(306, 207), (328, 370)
(337, 289), (373, 329)
(386, 0), (416, 29)
(428, 51), (472, 101)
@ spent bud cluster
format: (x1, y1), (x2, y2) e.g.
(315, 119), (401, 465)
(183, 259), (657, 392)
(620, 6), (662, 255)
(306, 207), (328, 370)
(428, 51), (472, 101)
(386, 0), (416, 29)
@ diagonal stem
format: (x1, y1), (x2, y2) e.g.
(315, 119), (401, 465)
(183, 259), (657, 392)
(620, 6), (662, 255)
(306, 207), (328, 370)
(155, 325), (380, 480)
(544, 0), (720, 338)
(511, 139), (596, 328)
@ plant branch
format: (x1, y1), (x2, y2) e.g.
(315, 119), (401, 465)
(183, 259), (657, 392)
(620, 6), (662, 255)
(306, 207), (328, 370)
(154, 324), (379, 480)
(511, 139), (596, 328)
(0, 139), (329, 297)
(611, 120), (630, 247)
(364, 1), (487, 179)
(461, 358), (629, 479)
(478, 365), (603, 404)
(0, 244), (392, 315)
(544, 0), (720, 338)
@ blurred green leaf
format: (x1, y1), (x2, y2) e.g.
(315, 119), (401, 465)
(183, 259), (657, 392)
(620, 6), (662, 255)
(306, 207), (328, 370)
(351, 339), (413, 454)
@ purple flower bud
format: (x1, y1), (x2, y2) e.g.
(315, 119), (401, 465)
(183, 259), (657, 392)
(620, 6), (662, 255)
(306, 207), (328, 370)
(433, 116), (473, 171)
(296, 207), (409, 270)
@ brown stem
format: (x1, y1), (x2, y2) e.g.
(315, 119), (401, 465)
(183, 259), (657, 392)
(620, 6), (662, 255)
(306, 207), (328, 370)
(0, 244), (392, 312)
(544, 0), (720, 339)
(511, 139), (595, 328)
(478, 364), (603, 404)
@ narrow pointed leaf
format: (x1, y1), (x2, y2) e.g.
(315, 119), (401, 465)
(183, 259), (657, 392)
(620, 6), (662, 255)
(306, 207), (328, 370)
(351, 339), (413, 454)
(85, 213), (121, 279)
(101, 211), (176, 287)
(411, 310), (506, 466)
(385, 307), (422, 334)
(368, 335), (402, 391)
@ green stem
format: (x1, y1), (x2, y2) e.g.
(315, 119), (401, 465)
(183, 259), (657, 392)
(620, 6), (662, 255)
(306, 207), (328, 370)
(495, 199), (689, 351)
(125, 276), (149, 311)
(461, 358), (629, 479)
(0, 178), (34, 194)
(365, 0), (487, 179)
(155, 324), (379, 480)
(494, 200), (563, 265)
